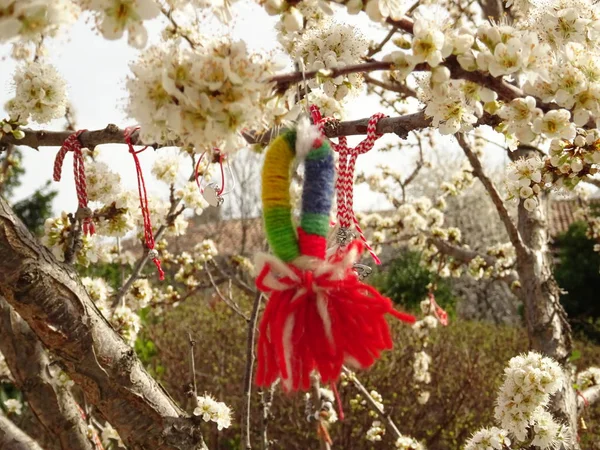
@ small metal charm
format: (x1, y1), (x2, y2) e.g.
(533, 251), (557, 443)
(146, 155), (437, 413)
(148, 248), (159, 260)
(75, 206), (93, 220)
(336, 227), (356, 247)
(353, 263), (372, 280)
(202, 182), (224, 207)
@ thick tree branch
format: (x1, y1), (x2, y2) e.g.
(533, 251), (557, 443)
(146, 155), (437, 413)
(456, 133), (527, 255)
(0, 196), (205, 450)
(582, 176), (600, 189)
(0, 412), (44, 450)
(0, 296), (94, 450)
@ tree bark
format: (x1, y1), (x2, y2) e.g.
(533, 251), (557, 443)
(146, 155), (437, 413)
(0, 196), (205, 450)
(0, 296), (94, 450)
(516, 196), (579, 444)
(0, 413), (44, 450)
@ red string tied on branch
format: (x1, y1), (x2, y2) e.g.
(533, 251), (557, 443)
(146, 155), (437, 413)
(124, 127), (164, 281)
(310, 105), (386, 264)
(53, 130), (95, 236)
(254, 240), (415, 392)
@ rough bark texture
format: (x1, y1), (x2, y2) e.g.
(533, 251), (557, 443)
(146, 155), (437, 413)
(0, 196), (205, 450)
(0, 413), (44, 450)
(516, 197), (579, 443)
(0, 296), (93, 450)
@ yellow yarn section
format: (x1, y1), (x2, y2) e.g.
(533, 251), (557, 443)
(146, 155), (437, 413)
(262, 136), (294, 209)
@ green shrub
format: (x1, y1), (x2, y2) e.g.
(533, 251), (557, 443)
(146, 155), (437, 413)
(370, 250), (458, 314)
(555, 221), (600, 342)
(141, 293), (600, 450)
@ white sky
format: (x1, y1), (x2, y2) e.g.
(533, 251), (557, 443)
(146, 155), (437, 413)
(0, 2), (510, 217)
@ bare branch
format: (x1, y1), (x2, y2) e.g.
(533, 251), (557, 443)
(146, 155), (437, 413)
(364, 75), (416, 97)
(241, 292), (263, 450)
(310, 374), (332, 450)
(0, 196), (205, 450)
(205, 262), (249, 321)
(456, 133), (527, 255)
(582, 176), (600, 189)
(0, 412), (44, 450)
(341, 366), (405, 442)
(0, 296), (94, 450)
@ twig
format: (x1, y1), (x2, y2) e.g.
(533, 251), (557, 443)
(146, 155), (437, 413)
(367, 25), (399, 58)
(341, 366), (404, 441)
(259, 385), (275, 450)
(364, 75), (416, 98)
(456, 133), (528, 256)
(311, 374), (332, 450)
(111, 224), (169, 308)
(241, 291), (263, 450)
(159, 5), (199, 48)
(188, 332), (198, 404)
(205, 262), (250, 321)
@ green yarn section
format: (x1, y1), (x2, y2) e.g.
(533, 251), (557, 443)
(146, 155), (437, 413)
(282, 130), (297, 153)
(263, 206), (300, 261)
(305, 142), (331, 161)
(300, 213), (330, 237)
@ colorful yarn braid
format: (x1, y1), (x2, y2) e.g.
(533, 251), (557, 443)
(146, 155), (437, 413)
(256, 121), (415, 392)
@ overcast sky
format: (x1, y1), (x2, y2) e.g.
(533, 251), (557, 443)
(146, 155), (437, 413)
(0, 3), (510, 217)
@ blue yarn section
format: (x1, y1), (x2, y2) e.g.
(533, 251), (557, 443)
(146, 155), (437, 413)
(302, 152), (335, 216)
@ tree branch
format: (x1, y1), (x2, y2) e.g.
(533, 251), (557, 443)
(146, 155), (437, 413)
(456, 133), (527, 255)
(578, 385), (600, 414)
(0, 196), (205, 450)
(0, 296), (94, 450)
(341, 367), (405, 442)
(241, 292), (262, 450)
(0, 412), (44, 450)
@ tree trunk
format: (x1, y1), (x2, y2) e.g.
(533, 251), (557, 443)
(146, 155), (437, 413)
(0, 196), (206, 450)
(516, 196), (579, 444)
(0, 296), (94, 450)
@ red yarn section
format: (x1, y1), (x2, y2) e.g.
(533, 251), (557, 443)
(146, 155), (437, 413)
(124, 127), (164, 281)
(53, 130), (95, 235)
(297, 228), (327, 259)
(255, 253), (415, 391)
(310, 105), (385, 264)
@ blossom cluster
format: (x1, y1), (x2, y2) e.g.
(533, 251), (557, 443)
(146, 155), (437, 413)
(82, 277), (145, 346)
(576, 366), (600, 390)
(293, 23), (368, 102)
(42, 212), (99, 267)
(5, 61), (67, 124)
(466, 352), (571, 450)
(127, 39), (279, 154)
(366, 420), (385, 442)
(506, 129), (600, 211)
(193, 394), (232, 430)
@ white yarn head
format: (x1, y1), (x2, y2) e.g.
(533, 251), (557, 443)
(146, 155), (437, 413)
(295, 116), (321, 160)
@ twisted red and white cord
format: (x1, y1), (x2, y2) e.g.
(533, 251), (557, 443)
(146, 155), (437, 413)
(53, 130), (95, 236)
(124, 127), (165, 281)
(310, 105), (385, 264)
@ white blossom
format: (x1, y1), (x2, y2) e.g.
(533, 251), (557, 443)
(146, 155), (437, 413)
(6, 61), (67, 124)
(193, 394), (232, 430)
(77, 0), (160, 48)
(3, 398), (22, 415)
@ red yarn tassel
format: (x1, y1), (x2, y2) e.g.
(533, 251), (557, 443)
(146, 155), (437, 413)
(255, 242), (415, 391)
(124, 127), (164, 281)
